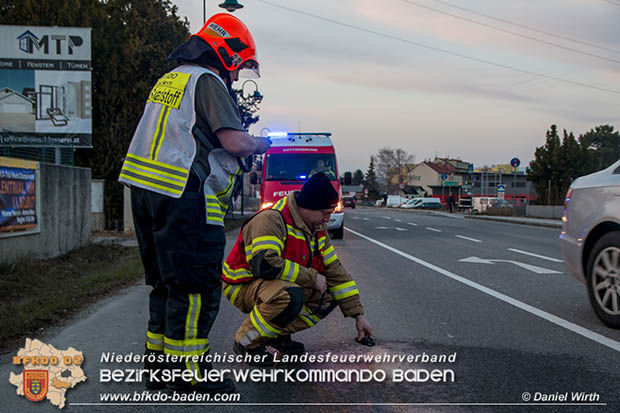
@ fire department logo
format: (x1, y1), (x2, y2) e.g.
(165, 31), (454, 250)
(23, 370), (49, 402)
(9, 339), (87, 409)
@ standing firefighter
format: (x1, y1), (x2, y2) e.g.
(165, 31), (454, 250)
(222, 173), (374, 365)
(119, 14), (270, 392)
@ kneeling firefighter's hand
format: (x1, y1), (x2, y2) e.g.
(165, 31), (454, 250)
(355, 315), (374, 340)
(314, 273), (327, 294)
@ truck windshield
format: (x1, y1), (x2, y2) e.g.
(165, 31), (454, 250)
(265, 154), (337, 181)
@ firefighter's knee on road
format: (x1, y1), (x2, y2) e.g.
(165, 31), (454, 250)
(271, 287), (304, 328)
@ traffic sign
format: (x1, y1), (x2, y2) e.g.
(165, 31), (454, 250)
(468, 164), (474, 174)
(510, 158), (520, 168)
(441, 173), (448, 180)
(444, 181), (458, 186)
(398, 183), (405, 190)
(497, 184), (505, 192)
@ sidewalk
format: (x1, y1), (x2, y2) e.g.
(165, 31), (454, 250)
(463, 214), (562, 229)
(363, 206), (563, 229)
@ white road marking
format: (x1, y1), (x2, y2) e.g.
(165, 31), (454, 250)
(345, 227), (620, 354)
(407, 222), (418, 226)
(394, 219), (402, 222)
(395, 227), (407, 231)
(382, 216), (392, 219)
(455, 235), (482, 243)
(426, 227), (442, 232)
(363, 218), (370, 221)
(508, 248), (564, 263)
(375, 226), (389, 229)
(459, 256), (562, 275)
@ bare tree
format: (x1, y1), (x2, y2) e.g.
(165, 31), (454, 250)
(375, 147), (415, 193)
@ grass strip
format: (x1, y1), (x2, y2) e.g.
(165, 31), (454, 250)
(0, 243), (143, 352)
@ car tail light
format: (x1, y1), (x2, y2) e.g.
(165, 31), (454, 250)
(334, 200), (343, 212)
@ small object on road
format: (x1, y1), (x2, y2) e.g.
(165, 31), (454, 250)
(356, 336), (376, 347)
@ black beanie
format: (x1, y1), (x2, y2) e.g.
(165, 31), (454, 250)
(295, 173), (339, 210)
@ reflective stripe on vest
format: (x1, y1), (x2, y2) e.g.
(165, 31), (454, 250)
(119, 153), (188, 196)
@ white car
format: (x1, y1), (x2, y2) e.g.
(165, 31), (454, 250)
(560, 159), (620, 329)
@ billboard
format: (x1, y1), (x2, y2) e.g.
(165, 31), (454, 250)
(0, 25), (92, 147)
(0, 156), (38, 233)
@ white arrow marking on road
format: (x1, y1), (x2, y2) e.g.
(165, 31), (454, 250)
(408, 222), (418, 226)
(345, 227), (620, 354)
(460, 256), (494, 264)
(508, 248), (564, 263)
(455, 235), (482, 243)
(395, 227), (407, 231)
(459, 256), (561, 274)
(426, 227), (442, 232)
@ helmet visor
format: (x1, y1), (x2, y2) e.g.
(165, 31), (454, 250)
(239, 59), (260, 78)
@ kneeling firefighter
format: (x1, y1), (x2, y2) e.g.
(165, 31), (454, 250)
(222, 173), (374, 365)
(119, 13), (270, 392)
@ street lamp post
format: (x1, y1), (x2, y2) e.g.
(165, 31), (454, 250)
(219, 0), (244, 12)
(240, 79), (262, 100)
(238, 80), (261, 217)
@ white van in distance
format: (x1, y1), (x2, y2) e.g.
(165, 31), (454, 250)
(400, 197), (442, 209)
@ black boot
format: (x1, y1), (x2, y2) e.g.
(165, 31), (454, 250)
(233, 341), (274, 367)
(144, 350), (166, 390)
(268, 335), (305, 355)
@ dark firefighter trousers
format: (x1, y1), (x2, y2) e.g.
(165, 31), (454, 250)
(130, 173), (224, 382)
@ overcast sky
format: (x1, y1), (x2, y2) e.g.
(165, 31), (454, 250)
(172, 0), (620, 173)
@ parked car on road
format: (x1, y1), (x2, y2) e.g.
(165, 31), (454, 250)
(560, 159), (620, 329)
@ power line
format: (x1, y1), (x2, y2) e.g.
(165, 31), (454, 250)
(426, 0), (620, 55)
(254, 0), (620, 96)
(398, 0), (620, 65)
(601, 0), (620, 7)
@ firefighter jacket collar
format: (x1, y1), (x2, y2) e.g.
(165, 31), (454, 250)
(287, 192), (328, 237)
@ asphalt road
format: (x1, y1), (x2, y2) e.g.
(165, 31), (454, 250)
(2, 208), (619, 412)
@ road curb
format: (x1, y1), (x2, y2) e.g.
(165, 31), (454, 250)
(464, 215), (562, 229)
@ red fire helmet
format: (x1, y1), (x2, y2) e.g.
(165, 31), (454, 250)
(193, 13), (259, 78)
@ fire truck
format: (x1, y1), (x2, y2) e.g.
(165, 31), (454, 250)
(250, 132), (344, 238)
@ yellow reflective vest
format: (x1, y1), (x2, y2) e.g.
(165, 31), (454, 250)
(119, 65), (241, 226)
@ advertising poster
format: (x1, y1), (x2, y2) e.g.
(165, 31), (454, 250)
(0, 156), (37, 232)
(0, 25), (92, 147)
